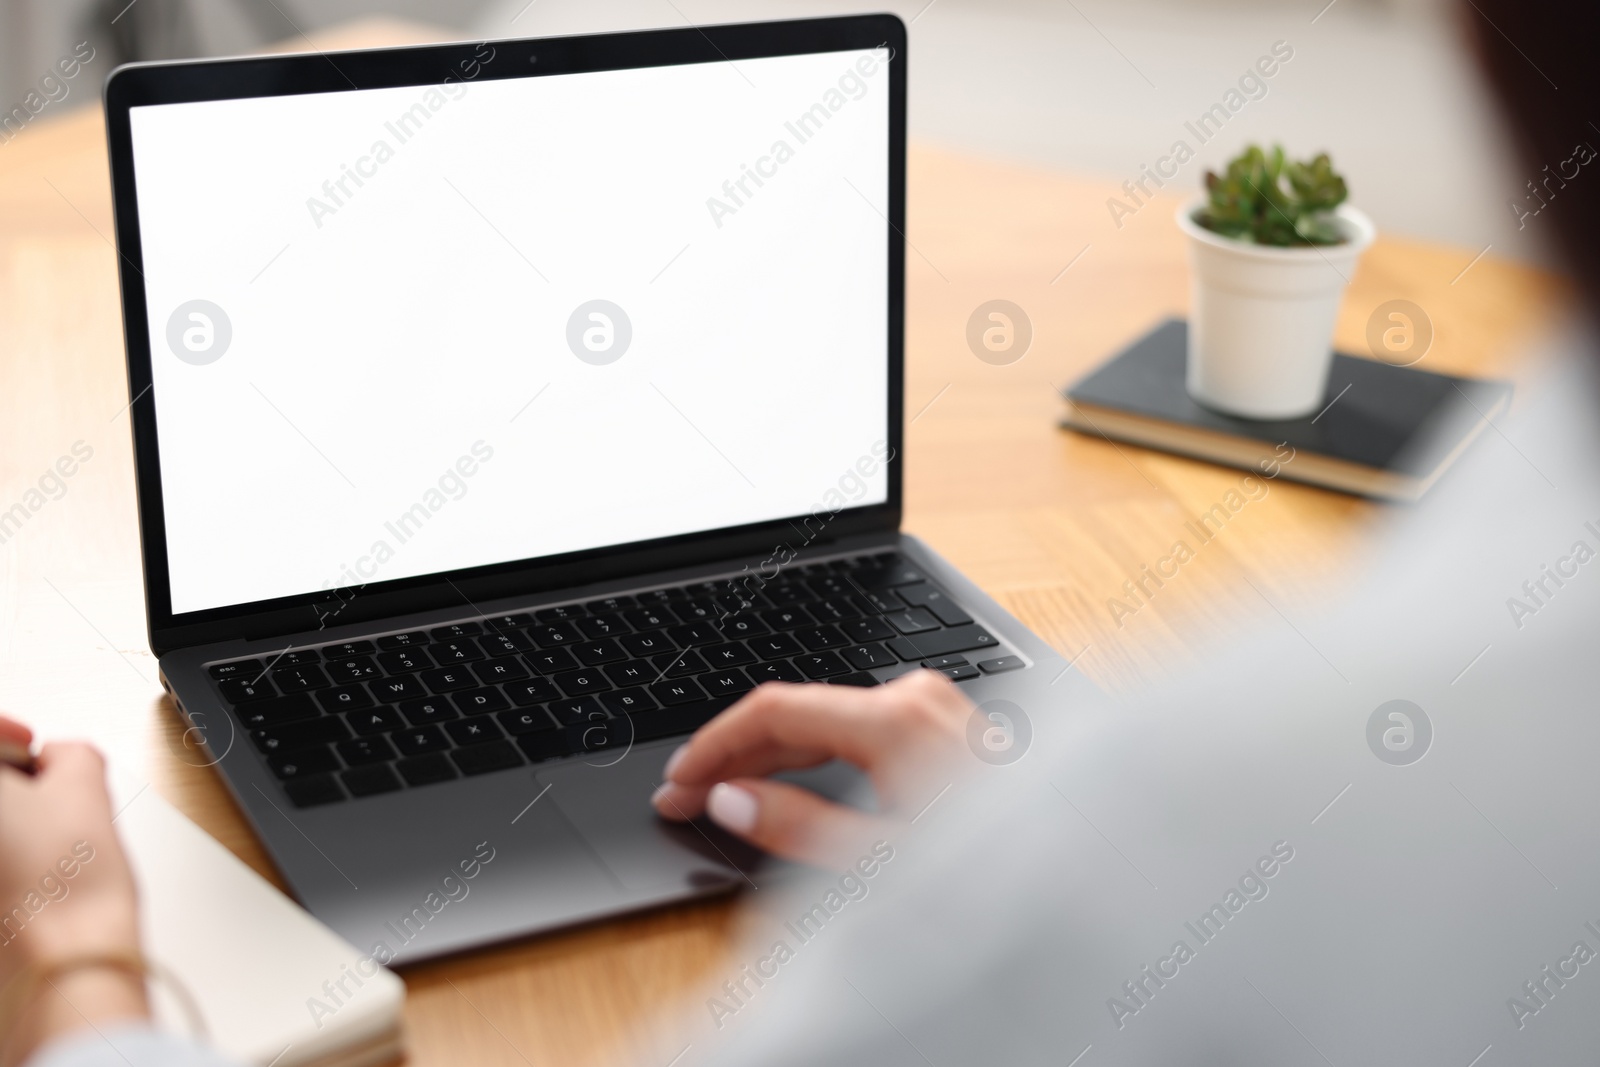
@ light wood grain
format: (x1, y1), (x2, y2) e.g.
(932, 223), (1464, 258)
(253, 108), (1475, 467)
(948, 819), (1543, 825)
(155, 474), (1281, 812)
(0, 18), (1569, 1067)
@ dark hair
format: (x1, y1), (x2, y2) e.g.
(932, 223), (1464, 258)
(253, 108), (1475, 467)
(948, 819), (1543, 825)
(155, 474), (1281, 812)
(1467, 0), (1600, 305)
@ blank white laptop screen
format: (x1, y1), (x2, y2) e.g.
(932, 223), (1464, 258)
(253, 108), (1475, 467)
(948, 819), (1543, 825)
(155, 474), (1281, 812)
(128, 48), (892, 615)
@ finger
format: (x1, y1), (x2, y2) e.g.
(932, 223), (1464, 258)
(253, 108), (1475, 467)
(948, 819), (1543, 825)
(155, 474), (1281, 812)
(665, 682), (898, 786)
(699, 778), (892, 869)
(33, 741), (109, 790)
(0, 716), (33, 746)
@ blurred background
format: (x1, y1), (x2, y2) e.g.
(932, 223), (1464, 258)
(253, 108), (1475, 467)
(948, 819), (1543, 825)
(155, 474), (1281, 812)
(0, 0), (1541, 262)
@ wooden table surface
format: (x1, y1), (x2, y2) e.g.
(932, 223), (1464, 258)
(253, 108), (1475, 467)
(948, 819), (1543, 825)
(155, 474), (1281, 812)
(0, 18), (1569, 1067)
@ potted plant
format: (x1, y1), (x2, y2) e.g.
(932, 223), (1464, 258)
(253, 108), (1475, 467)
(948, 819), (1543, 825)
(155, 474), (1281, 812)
(1177, 145), (1374, 419)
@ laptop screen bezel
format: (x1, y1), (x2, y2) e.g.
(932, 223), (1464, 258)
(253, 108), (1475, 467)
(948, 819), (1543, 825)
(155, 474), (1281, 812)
(104, 15), (908, 656)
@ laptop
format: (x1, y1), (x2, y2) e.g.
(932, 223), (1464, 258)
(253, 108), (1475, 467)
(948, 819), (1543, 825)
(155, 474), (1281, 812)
(103, 14), (1068, 962)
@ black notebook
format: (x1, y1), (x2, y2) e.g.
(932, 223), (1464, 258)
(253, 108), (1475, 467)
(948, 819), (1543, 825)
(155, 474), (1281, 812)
(1059, 319), (1513, 502)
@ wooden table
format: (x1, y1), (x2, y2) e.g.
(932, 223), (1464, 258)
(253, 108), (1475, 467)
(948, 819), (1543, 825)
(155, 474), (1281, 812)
(0, 18), (1568, 1067)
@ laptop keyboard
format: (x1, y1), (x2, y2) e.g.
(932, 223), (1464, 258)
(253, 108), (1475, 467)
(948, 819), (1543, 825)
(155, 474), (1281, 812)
(202, 551), (1025, 808)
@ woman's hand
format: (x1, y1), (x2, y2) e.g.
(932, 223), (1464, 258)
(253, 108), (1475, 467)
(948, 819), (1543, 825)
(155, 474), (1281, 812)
(651, 670), (975, 867)
(0, 717), (148, 1062)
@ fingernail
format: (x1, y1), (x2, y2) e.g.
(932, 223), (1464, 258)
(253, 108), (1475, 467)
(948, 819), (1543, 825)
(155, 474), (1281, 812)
(706, 782), (758, 835)
(663, 743), (691, 781)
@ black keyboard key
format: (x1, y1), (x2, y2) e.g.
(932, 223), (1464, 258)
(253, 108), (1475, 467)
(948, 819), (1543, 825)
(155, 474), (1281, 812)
(599, 688), (658, 715)
(761, 607), (814, 631)
(585, 595), (636, 613)
(746, 661), (805, 684)
(524, 627), (582, 652)
(895, 583), (974, 626)
(843, 643), (896, 670)
(324, 640), (376, 658)
(453, 687), (510, 716)
(397, 753), (457, 786)
(285, 774), (345, 808)
(376, 648), (433, 674)
(704, 642), (756, 668)
(483, 613), (533, 632)
(843, 617), (897, 643)
(796, 625), (848, 651)
(717, 590), (764, 613)
(325, 656), (382, 683)
(219, 677), (276, 704)
(369, 676), (427, 702)
(573, 639), (626, 667)
(270, 745), (338, 779)
(750, 634), (802, 660)
(431, 622), (483, 641)
(254, 716), (350, 753)
(674, 598), (718, 621)
(346, 705), (404, 735)
(554, 669), (610, 696)
(809, 598), (863, 624)
(430, 640), (484, 665)
(497, 707), (557, 735)
(547, 697), (607, 726)
(506, 677), (561, 706)
(921, 654), (970, 670)
(942, 664), (981, 681)
(567, 718), (625, 755)
(978, 655), (1026, 674)
(634, 589), (675, 606)
(478, 631), (534, 657)
(628, 696), (740, 743)
(576, 614), (630, 639)
(885, 625), (1000, 661)
(392, 725), (450, 756)
(859, 554), (925, 587)
(623, 606), (678, 631)
(272, 664), (331, 692)
(651, 679), (708, 706)
(342, 764), (402, 797)
(886, 609), (941, 635)
(473, 658), (530, 685)
(764, 583), (812, 606)
(338, 735), (397, 765)
(420, 667), (477, 693)
(702, 669), (754, 697)
(605, 660), (653, 687)
(524, 648), (579, 674)
(807, 575), (853, 599)
(265, 649), (321, 667)
(452, 741), (523, 776)
(718, 614), (769, 640)
(858, 590), (902, 614)
(529, 622), (582, 648)
(518, 732), (575, 763)
(377, 631), (428, 650)
(829, 671), (880, 687)
(797, 651), (850, 679)
(667, 622), (721, 647)
(534, 604), (585, 623)
(209, 659), (262, 680)
(234, 695), (319, 729)
(619, 631), (676, 657)
(446, 717), (505, 746)
(654, 650), (709, 678)
(398, 697), (457, 725)
(317, 684), (375, 713)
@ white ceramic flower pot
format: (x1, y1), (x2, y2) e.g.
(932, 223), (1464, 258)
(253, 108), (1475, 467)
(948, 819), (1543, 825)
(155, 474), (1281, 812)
(1177, 199), (1375, 420)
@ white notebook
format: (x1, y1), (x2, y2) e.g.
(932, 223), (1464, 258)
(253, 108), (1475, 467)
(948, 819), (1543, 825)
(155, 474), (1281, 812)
(111, 780), (405, 1067)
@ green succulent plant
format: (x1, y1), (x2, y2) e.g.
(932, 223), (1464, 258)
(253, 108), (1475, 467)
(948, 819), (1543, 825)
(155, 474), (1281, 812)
(1197, 144), (1349, 247)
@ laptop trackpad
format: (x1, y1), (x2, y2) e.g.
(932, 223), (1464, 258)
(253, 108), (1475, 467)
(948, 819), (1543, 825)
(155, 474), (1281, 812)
(536, 742), (867, 893)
